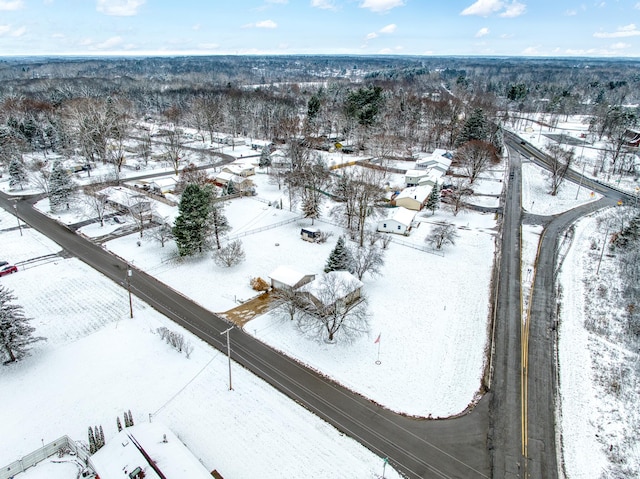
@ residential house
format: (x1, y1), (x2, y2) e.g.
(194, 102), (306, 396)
(299, 271), (364, 312)
(269, 266), (316, 291)
(269, 150), (292, 169)
(214, 171), (254, 192)
(223, 163), (255, 177)
(393, 185), (433, 211)
(404, 169), (431, 188)
(377, 207), (416, 235)
(91, 422), (214, 479)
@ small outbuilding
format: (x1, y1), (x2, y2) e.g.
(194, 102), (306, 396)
(393, 185), (433, 211)
(377, 207), (416, 235)
(300, 227), (320, 242)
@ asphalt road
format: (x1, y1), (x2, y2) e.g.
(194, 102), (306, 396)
(2, 192), (491, 479)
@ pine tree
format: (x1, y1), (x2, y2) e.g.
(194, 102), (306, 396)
(324, 236), (353, 273)
(456, 108), (489, 147)
(259, 145), (271, 168)
(210, 198), (231, 250)
(99, 425), (105, 448)
(117, 416), (122, 432)
(173, 183), (213, 256)
(301, 193), (321, 225)
(49, 160), (76, 212)
(8, 158), (28, 190)
(128, 409), (134, 426)
(123, 411), (130, 427)
(425, 181), (440, 215)
(0, 285), (46, 364)
(88, 426), (96, 454)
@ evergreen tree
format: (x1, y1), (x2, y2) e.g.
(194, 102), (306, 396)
(301, 192), (321, 225)
(324, 236), (353, 273)
(0, 285), (45, 364)
(99, 425), (105, 448)
(88, 426), (96, 454)
(259, 145), (271, 168)
(123, 411), (130, 427)
(455, 108), (489, 147)
(128, 409), (134, 426)
(8, 157), (28, 190)
(49, 160), (76, 212)
(117, 416), (122, 432)
(173, 183), (213, 256)
(425, 181), (440, 215)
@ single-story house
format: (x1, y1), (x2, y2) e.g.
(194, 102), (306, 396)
(91, 422), (213, 479)
(214, 171), (254, 192)
(377, 207), (416, 235)
(393, 185), (433, 211)
(299, 271), (364, 312)
(269, 266), (316, 290)
(223, 163), (255, 177)
(223, 136), (245, 146)
(405, 169), (432, 188)
(269, 150), (292, 169)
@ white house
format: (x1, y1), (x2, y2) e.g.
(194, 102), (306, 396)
(269, 265), (316, 290)
(270, 150), (292, 169)
(377, 207), (416, 235)
(405, 169), (431, 188)
(91, 422), (213, 479)
(222, 163), (256, 177)
(415, 149), (453, 173)
(393, 185), (433, 211)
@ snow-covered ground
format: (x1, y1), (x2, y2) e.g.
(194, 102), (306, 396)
(1, 116), (638, 478)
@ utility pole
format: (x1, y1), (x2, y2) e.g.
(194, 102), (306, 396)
(596, 224), (610, 275)
(13, 201), (22, 237)
(221, 327), (234, 390)
(575, 162), (587, 200)
(127, 267), (133, 318)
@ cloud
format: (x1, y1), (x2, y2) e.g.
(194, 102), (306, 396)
(636, 2), (640, 9)
(95, 36), (124, 49)
(311, 0), (337, 10)
(243, 19), (278, 28)
(0, 24), (11, 35)
(475, 27), (490, 37)
(266, 0), (288, 3)
(359, 0), (405, 13)
(366, 32), (378, 40)
(192, 24), (201, 31)
(500, 1), (525, 17)
(198, 42), (220, 50)
(565, 9), (577, 16)
(594, 23), (640, 38)
(96, 0), (145, 16)
(11, 25), (25, 36)
(379, 23), (396, 33)
(0, 0), (24, 11)
(461, 0), (526, 17)
(610, 42), (630, 50)
(0, 24), (25, 36)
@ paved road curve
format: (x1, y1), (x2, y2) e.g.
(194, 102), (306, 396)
(2, 193), (491, 479)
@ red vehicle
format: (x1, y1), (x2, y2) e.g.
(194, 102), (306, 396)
(0, 265), (18, 277)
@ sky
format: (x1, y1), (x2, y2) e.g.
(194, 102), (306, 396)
(1, 0), (640, 57)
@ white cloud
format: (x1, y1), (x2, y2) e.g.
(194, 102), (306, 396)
(51, 33), (65, 39)
(243, 19), (278, 29)
(310, 0), (336, 9)
(95, 36), (124, 49)
(198, 42), (220, 50)
(96, 0), (145, 16)
(0, 23), (26, 36)
(500, 1), (525, 17)
(11, 25), (25, 36)
(593, 24), (640, 38)
(366, 32), (378, 40)
(0, 0), (24, 11)
(359, 0), (405, 13)
(522, 45), (541, 55)
(379, 23), (396, 34)
(461, 0), (525, 17)
(565, 9), (577, 16)
(266, 0), (288, 3)
(192, 24), (201, 31)
(610, 42), (630, 49)
(636, 2), (640, 9)
(0, 24), (11, 35)
(475, 27), (490, 37)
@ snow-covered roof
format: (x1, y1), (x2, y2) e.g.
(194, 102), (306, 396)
(382, 206), (416, 227)
(91, 422), (212, 479)
(395, 185), (433, 203)
(269, 265), (311, 287)
(405, 169), (430, 178)
(300, 271), (363, 305)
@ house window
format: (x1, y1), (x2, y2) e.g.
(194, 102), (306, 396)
(397, 225), (401, 230)
(383, 223), (387, 228)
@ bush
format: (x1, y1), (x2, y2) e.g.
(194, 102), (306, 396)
(251, 277), (270, 291)
(214, 240), (246, 267)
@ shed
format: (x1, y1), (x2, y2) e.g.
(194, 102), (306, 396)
(269, 266), (316, 290)
(300, 227), (320, 242)
(377, 207), (416, 235)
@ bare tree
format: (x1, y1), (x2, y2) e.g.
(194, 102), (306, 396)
(295, 273), (370, 342)
(445, 178), (473, 216)
(545, 143), (574, 196)
(349, 243), (385, 280)
(148, 218), (174, 247)
(455, 139), (500, 184)
(271, 287), (305, 322)
(164, 127), (185, 175)
(213, 240), (246, 267)
(83, 184), (111, 227)
(426, 222), (459, 250)
(125, 194), (156, 238)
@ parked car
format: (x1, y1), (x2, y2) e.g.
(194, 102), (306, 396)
(0, 261), (8, 267)
(0, 265), (18, 277)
